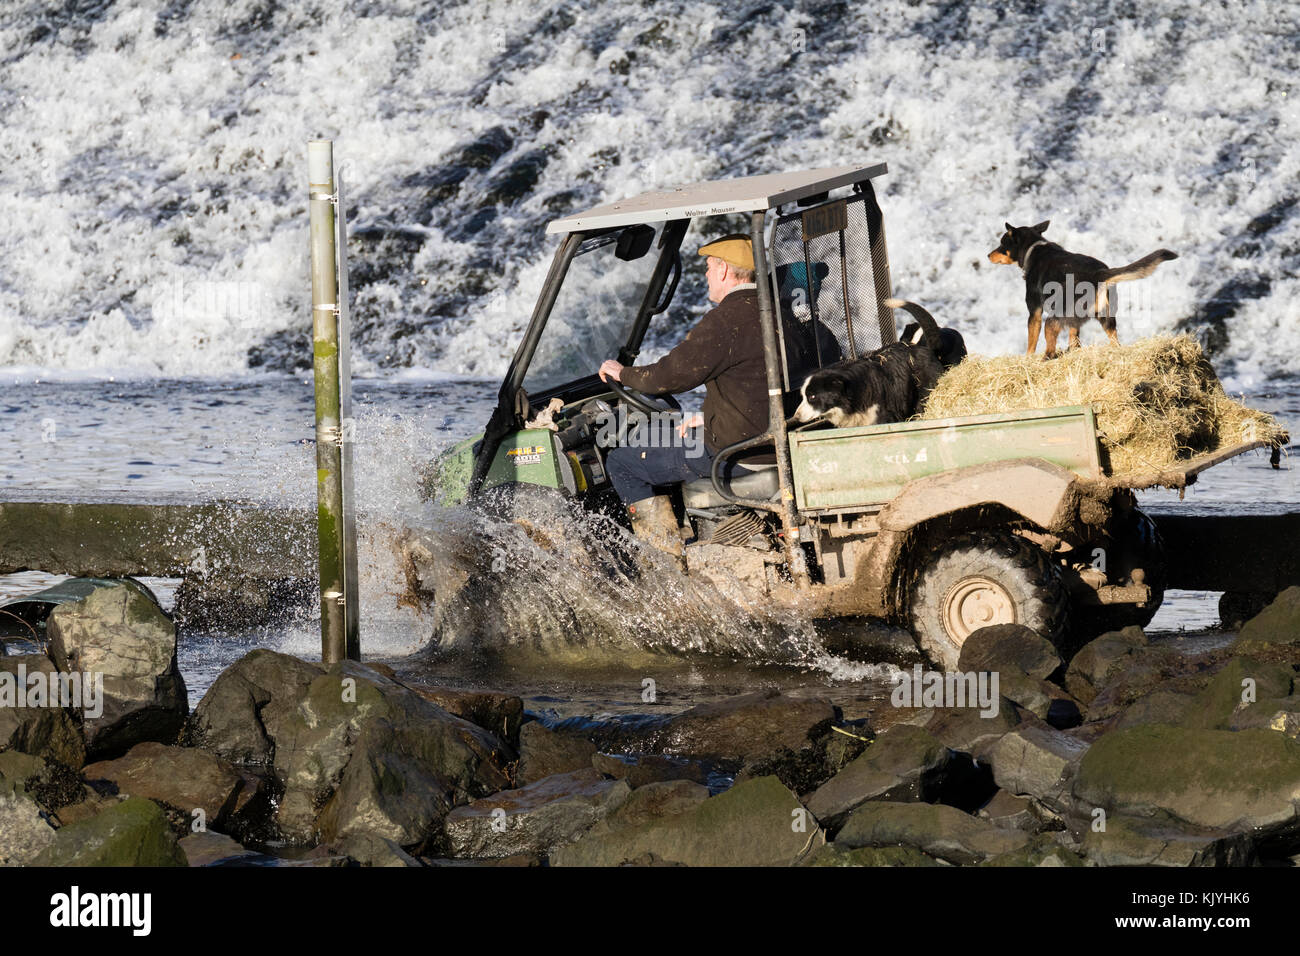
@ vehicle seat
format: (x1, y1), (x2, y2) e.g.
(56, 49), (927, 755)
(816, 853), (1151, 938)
(681, 464), (780, 509)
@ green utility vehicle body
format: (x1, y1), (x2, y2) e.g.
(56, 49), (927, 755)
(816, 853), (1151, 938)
(438, 429), (581, 504)
(789, 406), (1102, 511)
(423, 164), (1279, 667)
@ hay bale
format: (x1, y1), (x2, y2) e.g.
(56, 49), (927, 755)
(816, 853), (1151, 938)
(920, 336), (1287, 477)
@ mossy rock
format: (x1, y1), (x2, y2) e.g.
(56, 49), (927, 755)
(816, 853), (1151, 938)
(33, 797), (186, 867)
(1073, 724), (1300, 835)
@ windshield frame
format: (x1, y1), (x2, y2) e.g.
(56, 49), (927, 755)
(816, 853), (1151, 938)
(503, 219), (689, 407)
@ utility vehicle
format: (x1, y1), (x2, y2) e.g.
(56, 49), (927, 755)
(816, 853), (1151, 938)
(430, 165), (1276, 667)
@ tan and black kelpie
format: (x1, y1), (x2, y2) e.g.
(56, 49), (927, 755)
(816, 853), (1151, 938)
(988, 221), (1177, 357)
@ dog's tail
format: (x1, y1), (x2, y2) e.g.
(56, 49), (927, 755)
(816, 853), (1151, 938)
(884, 298), (943, 355)
(1100, 249), (1178, 285)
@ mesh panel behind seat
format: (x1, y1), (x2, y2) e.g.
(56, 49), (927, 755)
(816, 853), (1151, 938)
(769, 188), (897, 390)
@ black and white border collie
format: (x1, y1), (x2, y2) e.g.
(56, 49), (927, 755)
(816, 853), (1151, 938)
(793, 299), (948, 428)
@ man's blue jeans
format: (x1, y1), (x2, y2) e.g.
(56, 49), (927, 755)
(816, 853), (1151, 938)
(605, 427), (751, 503)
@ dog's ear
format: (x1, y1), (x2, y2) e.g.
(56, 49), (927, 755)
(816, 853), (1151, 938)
(1032, 220), (1050, 234)
(1004, 222), (1013, 234)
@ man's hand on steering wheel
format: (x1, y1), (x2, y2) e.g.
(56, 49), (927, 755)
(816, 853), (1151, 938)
(598, 359), (681, 415)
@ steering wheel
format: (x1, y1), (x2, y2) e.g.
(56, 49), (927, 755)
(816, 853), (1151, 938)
(604, 378), (681, 415)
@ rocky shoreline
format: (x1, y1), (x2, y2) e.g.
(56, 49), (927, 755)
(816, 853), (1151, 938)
(4, 579), (1300, 867)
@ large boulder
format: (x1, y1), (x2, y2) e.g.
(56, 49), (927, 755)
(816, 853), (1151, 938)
(551, 776), (822, 867)
(184, 649), (323, 767)
(834, 800), (1031, 865)
(179, 830), (258, 867)
(33, 796), (187, 866)
(46, 583), (187, 759)
(293, 663), (513, 846)
(959, 624), (1063, 680)
(805, 724), (952, 828)
(82, 742), (256, 832)
(444, 768), (631, 859)
(188, 651), (513, 847)
(0, 654), (86, 768)
(1072, 725), (1300, 842)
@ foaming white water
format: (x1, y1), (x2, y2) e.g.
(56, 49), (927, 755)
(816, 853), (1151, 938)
(0, 1), (1296, 380)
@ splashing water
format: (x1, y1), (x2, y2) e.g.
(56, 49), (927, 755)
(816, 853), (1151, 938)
(394, 488), (835, 668)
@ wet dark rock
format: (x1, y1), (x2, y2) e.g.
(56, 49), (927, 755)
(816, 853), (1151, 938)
(834, 800), (1031, 865)
(407, 685), (524, 749)
(1080, 814), (1255, 867)
(805, 724), (952, 829)
(994, 667), (1082, 728)
(82, 742), (254, 831)
(986, 723), (1089, 815)
(636, 689), (837, 766)
(1083, 645), (1204, 723)
(1071, 725), (1300, 842)
(46, 583), (187, 760)
(458, 126), (514, 169)
(551, 775), (822, 868)
(517, 721), (598, 785)
(444, 767), (631, 859)
(735, 721), (872, 796)
(301, 664), (513, 847)
(591, 752), (708, 788)
(184, 649), (323, 767)
(188, 652), (511, 846)
(913, 699), (1022, 757)
(0, 656), (85, 768)
(1064, 625), (1147, 705)
(959, 624), (1063, 681)
(34, 796), (186, 867)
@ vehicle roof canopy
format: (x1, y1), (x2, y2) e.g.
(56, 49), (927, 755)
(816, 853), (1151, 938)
(545, 164), (887, 234)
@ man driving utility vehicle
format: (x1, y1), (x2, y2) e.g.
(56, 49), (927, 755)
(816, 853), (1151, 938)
(598, 234), (767, 560)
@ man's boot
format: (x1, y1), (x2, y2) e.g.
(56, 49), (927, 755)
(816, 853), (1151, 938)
(627, 495), (686, 568)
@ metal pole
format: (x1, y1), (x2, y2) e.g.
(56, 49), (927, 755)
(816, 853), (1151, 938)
(308, 140), (359, 663)
(751, 211), (810, 589)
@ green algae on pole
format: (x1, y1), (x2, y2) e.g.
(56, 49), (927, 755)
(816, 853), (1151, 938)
(307, 140), (360, 663)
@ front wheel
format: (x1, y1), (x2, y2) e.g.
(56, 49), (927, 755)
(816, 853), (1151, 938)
(908, 530), (1071, 671)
